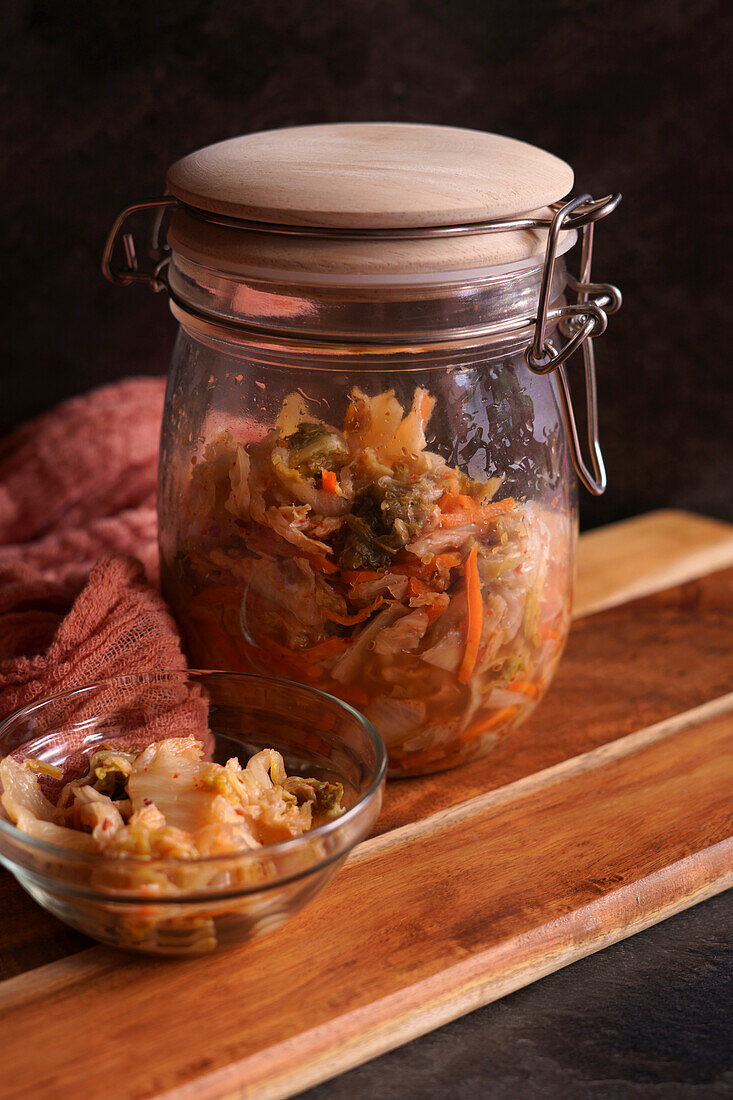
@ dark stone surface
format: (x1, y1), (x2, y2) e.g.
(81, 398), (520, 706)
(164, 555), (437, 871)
(1, 0), (732, 530)
(301, 891), (733, 1099)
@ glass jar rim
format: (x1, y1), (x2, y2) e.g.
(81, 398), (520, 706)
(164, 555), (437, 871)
(165, 249), (571, 353)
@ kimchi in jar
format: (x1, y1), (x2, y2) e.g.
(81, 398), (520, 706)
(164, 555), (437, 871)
(103, 123), (621, 775)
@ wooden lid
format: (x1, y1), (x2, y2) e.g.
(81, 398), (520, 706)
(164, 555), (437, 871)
(167, 123), (573, 229)
(166, 123), (575, 277)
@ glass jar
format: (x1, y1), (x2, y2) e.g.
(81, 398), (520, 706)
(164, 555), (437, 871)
(104, 124), (621, 776)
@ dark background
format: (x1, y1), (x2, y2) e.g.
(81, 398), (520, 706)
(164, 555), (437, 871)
(0, 6), (731, 1097)
(2, 0), (732, 530)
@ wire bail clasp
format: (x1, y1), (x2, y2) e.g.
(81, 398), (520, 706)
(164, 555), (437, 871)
(525, 193), (622, 496)
(101, 198), (176, 291)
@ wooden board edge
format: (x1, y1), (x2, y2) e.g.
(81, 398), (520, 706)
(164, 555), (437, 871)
(350, 691), (733, 866)
(159, 848), (733, 1100)
(574, 509), (733, 619)
(0, 945), (116, 1014)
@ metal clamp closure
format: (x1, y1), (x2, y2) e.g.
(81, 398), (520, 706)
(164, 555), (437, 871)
(101, 198), (176, 290)
(524, 194), (622, 495)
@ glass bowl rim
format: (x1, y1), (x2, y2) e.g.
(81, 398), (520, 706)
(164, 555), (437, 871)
(0, 669), (387, 870)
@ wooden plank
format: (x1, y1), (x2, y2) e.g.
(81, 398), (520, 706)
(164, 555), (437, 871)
(205, 867), (732, 1100)
(573, 509), (733, 617)
(0, 509), (731, 1098)
(2, 561), (731, 980)
(1, 512), (732, 980)
(0, 697), (730, 1100)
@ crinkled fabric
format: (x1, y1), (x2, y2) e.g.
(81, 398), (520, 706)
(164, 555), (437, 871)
(0, 555), (187, 721)
(0, 376), (164, 583)
(0, 378), (191, 727)
(0, 505), (159, 589)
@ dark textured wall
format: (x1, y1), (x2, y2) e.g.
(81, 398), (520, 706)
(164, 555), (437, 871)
(2, 0), (731, 529)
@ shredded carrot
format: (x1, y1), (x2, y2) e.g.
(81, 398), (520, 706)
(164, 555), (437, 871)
(424, 598), (448, 624)
(343, 559), (458, 583)
(341, 569), (382, 584)
(435, 552), (463, 570)
(458, 543), (483, 684)
(408, 576), (432, 599)
(481, 497), (515, 522)
(439, 496), (515, 529)
(420, 393), (432, 424)
(404, 576), (446, 621)
(321, 468), (339, 494)
(460, 705), (519, 743)
(390, 552), (461, 578)
(436, 492), (481, 528)
(307, 554), (339, 574)
(437, 492), (476, 513)
(72, 802), (81, 829)
(439, 510), (477, 528)
(326, 596), (384, 626)
(507, 679), (539, 699)
(303, 637), (351, 660)
(387, 562), (428, 577)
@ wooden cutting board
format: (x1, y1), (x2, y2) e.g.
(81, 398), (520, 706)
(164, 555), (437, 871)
(1, 509), (732, 1100)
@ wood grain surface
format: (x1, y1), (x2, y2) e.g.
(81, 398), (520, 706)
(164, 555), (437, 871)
(165, 123), (573, 227)
(0, 510), (731, 1100)
(573, 509), (733, 617)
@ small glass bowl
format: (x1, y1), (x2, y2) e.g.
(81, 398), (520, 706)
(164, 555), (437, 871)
(0, 670), (386, 955)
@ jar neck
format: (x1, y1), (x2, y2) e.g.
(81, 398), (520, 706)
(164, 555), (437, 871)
(166, 254), (569, 351)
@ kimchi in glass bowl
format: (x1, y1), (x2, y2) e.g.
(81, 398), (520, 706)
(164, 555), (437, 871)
(0, 671), (386, 955)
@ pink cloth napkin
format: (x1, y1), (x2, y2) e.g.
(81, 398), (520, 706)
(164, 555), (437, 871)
(0, 378), (187, 723)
